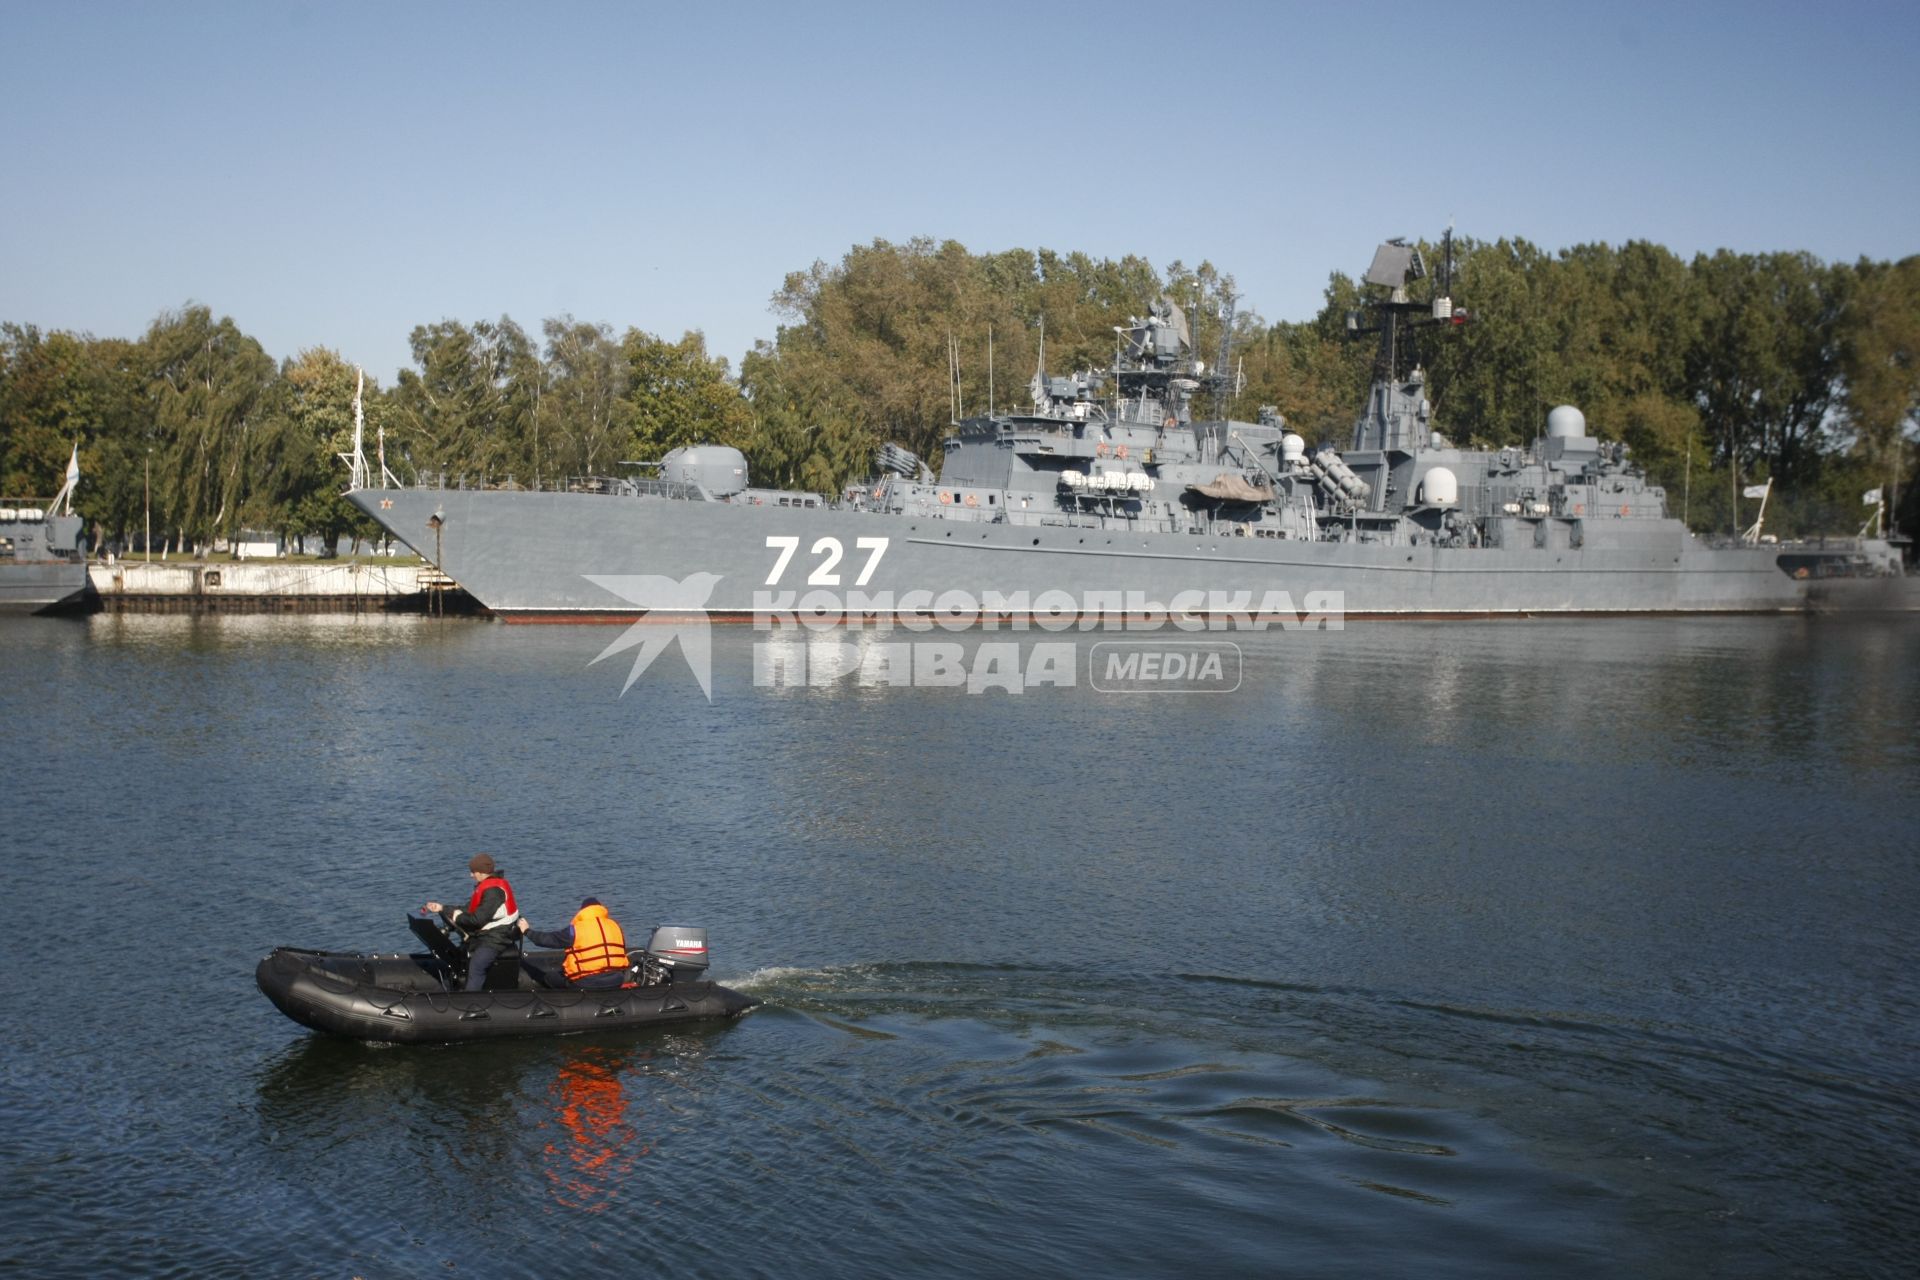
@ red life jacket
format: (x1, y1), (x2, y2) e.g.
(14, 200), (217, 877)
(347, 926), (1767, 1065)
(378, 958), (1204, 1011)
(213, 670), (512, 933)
(464, 875), (520, 932)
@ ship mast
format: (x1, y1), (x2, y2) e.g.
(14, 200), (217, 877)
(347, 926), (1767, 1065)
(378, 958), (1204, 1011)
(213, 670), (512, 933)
(1344, 229), (1469, 453)
(1347, 229), (1463, 382)
(339, 367), (370, 491)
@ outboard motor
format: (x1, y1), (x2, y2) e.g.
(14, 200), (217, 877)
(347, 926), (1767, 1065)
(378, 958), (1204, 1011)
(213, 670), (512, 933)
(636, 925), (710, 986)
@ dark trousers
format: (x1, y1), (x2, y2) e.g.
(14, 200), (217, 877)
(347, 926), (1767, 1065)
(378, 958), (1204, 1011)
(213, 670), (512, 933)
(464, 941), (505, 992)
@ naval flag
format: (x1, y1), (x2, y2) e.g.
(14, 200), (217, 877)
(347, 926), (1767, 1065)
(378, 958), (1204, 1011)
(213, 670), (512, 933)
(1863, 488), (1883, 505)
(65, 442), (79, 485)
(1742, 483), (1770, 499)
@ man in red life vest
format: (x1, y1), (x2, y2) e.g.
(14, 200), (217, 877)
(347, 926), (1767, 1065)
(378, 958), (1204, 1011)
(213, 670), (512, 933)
(424, 853), (522, 991)
(518, 897), (632, 990)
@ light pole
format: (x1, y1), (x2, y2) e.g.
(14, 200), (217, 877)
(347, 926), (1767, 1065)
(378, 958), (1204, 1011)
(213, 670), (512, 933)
(144, 448), (152, 563)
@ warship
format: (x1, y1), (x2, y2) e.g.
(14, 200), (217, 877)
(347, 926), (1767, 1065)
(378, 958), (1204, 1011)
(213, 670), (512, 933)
(1, 448), (88, 613)
(347, 236), (1912, 621)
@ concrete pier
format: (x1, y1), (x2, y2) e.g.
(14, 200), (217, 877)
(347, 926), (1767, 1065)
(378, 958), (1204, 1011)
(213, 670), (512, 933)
(86, 561), (478, 614)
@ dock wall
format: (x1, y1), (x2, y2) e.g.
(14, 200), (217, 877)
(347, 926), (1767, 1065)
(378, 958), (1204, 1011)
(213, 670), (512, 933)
(87, 561), (476, 614)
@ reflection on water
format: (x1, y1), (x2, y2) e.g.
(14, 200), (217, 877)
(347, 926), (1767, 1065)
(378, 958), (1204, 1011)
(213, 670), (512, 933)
(80, 609), (463, 656)
(252, 1025), (739, 1245)
(541, 1045), (649, 1213)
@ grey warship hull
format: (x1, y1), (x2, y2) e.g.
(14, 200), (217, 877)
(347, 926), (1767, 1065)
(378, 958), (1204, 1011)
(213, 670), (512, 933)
(0, 560), (89, 613)
(347, 483), (1914, 620)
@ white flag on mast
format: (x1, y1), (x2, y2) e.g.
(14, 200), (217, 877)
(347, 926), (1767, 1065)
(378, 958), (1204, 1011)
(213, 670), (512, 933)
(1742, 484), (1770, 499)
(1863, 488), (1882, 505)
(50, 440), (82, 515)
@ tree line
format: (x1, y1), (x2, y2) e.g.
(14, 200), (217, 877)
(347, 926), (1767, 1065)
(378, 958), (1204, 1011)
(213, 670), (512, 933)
(3, 234), (1914, 553)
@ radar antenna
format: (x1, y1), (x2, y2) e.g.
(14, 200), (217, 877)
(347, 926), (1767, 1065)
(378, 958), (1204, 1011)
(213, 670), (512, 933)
(1346, 231), (1469, 380)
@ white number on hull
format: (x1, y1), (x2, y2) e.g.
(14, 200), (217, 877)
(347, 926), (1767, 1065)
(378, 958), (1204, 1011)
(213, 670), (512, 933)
(807, 537), (843, 585)
(854, 537), (888, 586)
(764, 535), (890, 587)
(764, 536), (800, 585)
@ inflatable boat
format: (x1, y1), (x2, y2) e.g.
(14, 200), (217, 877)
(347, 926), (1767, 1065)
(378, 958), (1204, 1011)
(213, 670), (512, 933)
(257, 915), (759, 1044)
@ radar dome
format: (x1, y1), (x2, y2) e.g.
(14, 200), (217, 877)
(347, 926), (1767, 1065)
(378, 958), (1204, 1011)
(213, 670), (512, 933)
(1420, 466), (1459, 507)
(1546, 405), (1587, 439)
(1281, 433), (1307, 462)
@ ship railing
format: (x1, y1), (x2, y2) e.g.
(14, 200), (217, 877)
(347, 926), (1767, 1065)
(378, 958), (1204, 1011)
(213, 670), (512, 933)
(1702, 533), (1866, 552)
(627, 478), (704, 500)
(553, 475), (703, 500)
(392, 474), (514, 492)
(382, 473), (704, 500)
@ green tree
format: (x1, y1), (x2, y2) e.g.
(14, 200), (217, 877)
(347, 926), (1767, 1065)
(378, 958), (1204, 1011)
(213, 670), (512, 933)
(142, 306), (279, 550)
(389, 317), (538, 485)
(1243, 269), (1371, 446)
(621, 329), (753, 460)
(1688, 251), (1851, 495)
(1028, 248), (1165, 375)
(0, 325), (147, 545)
(260, 347), (386, 552)
(765, 238), (1010, 467)
(538, 317), (630, 480)
(747, 236), (1242, 489)
(1838, 255), (1920, 531)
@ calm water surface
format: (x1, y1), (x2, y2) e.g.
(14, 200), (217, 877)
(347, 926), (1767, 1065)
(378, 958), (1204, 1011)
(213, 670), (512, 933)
(1, 613), (1916, 1277)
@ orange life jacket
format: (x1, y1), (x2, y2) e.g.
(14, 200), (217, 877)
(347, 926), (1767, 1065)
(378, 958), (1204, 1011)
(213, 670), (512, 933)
(563, 903), (628, 980)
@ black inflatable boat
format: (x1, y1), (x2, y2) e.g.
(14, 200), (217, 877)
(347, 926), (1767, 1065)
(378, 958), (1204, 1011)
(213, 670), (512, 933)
(257, 915), (759, 1044)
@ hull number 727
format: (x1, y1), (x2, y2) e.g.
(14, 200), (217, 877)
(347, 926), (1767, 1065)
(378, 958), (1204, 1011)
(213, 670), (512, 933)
(765, 536), (889, 587)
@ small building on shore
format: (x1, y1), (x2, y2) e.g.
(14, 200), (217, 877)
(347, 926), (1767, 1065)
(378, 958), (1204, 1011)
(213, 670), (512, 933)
(233, 530), (285, 560)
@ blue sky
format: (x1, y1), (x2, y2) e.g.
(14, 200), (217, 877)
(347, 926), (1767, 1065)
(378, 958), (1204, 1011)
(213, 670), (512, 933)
(3, 1), (1915, 385)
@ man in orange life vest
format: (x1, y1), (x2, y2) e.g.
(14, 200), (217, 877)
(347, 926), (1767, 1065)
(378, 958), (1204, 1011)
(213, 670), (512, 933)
(518, 897), (632, 990)
(424, 853), (523, 992)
